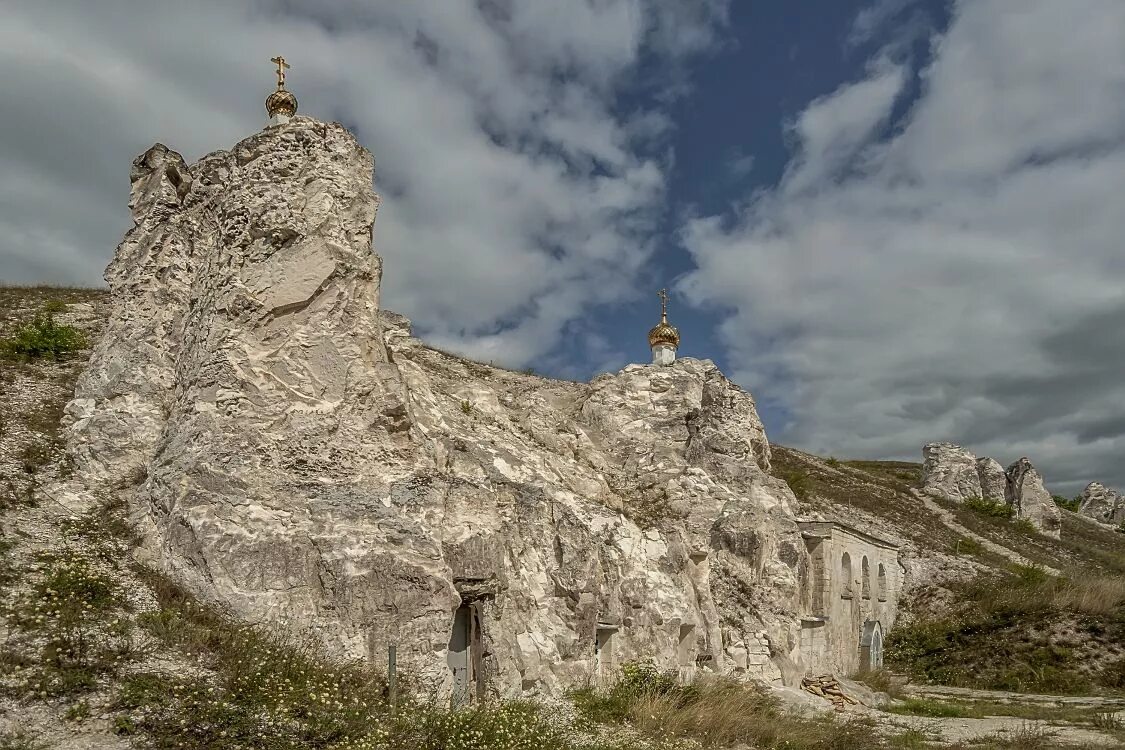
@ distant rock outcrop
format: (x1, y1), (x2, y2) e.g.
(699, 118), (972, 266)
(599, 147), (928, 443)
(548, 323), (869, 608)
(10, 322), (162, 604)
(921, 443), (981, 501)
(1005, 458), (1062, 538)
(1079, 482), (1125, 525)
(921, 443), (1061, 538)
(60, 116), (832, 698)
(976, 457), (1008, 503)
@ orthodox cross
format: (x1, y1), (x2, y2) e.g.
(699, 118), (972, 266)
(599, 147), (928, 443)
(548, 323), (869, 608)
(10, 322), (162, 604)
(271, 56), (290, 89)
(657, 288), (669, 320)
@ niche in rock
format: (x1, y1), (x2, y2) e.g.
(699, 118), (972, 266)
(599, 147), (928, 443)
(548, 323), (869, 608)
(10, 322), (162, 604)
(595, 624), (618, 684)
(447, 602), (484, 707)
(677, 624), (697, 667)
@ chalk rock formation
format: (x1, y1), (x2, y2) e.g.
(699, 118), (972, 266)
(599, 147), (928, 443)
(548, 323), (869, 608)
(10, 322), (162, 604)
(975, 457), (1008, 503)
(921, 443), (981, 501)
(1079, 482), (1125, 525)
(921, 444), (1061, 537)
(1005, 458), (1062, 539)
(62, 117), (809, 697)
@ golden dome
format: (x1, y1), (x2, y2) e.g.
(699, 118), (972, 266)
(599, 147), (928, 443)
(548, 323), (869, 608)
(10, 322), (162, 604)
(648, 320), (680, 349)
(648, 288), (680, 349)
(265, 88), (298, 119)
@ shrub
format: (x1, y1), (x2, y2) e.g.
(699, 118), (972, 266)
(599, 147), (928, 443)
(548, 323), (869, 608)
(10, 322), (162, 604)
(963, 496), (1015, 518)
(0, 314), (87, 360)
(778, 467), (812, 501)
(1052, 495), (1081, 512)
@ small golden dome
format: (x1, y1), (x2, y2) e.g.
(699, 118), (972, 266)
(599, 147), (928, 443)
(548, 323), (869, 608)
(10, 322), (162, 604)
(648, 288), (680, 349)
(648, 320), (680, 349)
(266, 88), (298, 119)
(266, 55), (298, 120)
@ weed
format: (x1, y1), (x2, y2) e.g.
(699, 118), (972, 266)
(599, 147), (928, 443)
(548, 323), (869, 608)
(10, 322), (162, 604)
(1093, 711), (1122, 730)
(112, 715), (136, 736)
(65, 700), (90, 722)
(0, 313), (87, 360)
(42, 299), (69, 314)
(460, 400), (472, 415)
(2, 550), (132, 697)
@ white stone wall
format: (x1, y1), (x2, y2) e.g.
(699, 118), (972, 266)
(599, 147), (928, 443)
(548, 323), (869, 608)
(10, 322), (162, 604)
(797, 522), (901, 676)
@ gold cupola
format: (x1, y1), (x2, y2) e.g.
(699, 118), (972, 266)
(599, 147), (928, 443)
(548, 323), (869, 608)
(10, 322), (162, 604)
(265, 55), (298, 123)
(648, 289), (679, 365)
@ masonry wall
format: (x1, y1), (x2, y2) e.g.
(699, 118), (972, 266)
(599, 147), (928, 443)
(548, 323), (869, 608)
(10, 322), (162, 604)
(797, 522), (901, 676)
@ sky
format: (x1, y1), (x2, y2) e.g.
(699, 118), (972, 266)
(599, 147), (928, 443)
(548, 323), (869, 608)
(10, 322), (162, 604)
(2, 0), (1124, 495)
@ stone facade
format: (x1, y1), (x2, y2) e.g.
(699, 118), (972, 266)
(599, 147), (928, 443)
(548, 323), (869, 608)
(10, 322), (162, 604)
(796, 521), (901, 676)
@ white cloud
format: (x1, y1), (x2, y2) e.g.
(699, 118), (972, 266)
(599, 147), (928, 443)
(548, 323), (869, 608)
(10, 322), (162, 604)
(681, 0), (1125, 493)
(0, 0), (728, 367)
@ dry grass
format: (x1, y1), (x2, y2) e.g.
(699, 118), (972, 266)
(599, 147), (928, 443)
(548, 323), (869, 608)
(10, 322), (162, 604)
(1050, 576), (1125, 615)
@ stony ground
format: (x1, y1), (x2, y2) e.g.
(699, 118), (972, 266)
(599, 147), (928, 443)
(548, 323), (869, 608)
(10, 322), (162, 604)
(2, 287), (1124, 749)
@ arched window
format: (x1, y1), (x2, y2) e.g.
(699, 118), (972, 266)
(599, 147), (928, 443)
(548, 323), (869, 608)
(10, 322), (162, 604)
(877, 563), (888, 602)
(861, 556), (872, 599)
(860, 620), (884, 670)
(841, 552), (853, 598)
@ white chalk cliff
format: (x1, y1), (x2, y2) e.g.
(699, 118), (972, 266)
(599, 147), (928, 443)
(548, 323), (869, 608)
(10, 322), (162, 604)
(62, 117), (814, 697)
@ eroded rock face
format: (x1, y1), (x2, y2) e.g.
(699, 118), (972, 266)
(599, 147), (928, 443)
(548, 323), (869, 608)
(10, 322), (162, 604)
(1080, 482), (1125, 525)
(1005, 458), (1062, 539)
(976, 457), (1008, 503)
(922, 443), (982, 501)
(63, 117), (809, 697)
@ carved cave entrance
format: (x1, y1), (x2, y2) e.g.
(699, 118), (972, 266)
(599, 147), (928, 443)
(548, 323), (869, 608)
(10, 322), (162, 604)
(448, 602), (484, 707)
(595, 624), (618, 684)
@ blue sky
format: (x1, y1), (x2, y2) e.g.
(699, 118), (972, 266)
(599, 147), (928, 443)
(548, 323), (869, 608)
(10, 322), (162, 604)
(3, 0), (1125, 494)
(555, 1), (954, 425)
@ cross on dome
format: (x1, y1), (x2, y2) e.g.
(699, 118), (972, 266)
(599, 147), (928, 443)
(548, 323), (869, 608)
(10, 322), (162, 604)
(648, 288), (680, 366)
(265, 55), (298, 124)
